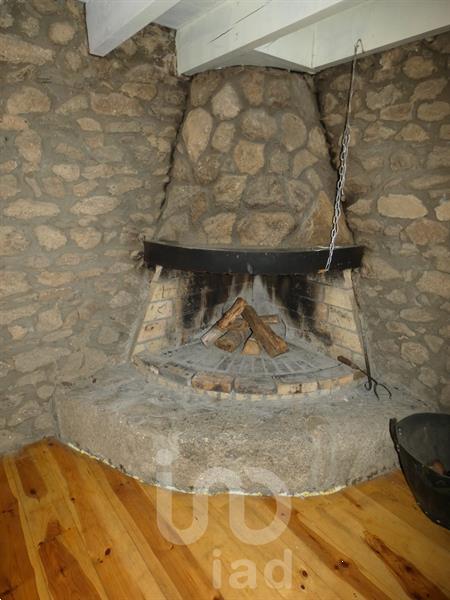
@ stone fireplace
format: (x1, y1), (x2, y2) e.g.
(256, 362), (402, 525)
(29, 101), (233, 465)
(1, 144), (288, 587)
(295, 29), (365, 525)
(55, 58), (432, 494)
(2, 0), (442, 493)
(130, 67), (366, 397)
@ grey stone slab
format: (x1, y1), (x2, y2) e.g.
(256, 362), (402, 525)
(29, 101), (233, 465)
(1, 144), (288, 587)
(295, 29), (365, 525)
(55, 363), (434, 496)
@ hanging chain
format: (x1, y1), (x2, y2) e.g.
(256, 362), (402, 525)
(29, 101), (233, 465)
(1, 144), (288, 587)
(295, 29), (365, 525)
(324, 39), (363, 271)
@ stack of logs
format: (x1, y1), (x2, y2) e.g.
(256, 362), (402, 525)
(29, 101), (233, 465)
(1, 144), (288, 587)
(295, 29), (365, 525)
(201, 297), (288, 357)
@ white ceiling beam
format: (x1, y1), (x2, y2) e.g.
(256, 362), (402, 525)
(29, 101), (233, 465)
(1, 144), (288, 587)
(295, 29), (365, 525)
(175, 0), (355, 75)
(312, 0), (450, 70)
(255, 0), (450, 72)
(253, 25), (316, 72)
(206, 48), (316, 73)
(86, 0), (182, 56)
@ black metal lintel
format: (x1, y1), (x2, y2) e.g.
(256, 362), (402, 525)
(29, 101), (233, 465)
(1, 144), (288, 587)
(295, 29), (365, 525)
(143, 241), (363, 275)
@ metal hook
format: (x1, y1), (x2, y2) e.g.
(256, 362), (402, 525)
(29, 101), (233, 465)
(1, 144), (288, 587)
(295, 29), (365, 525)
(354, 38), (364, 54)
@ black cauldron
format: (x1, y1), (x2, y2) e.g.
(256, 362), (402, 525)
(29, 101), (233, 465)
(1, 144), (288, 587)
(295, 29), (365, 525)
(390, 413), (450, 529)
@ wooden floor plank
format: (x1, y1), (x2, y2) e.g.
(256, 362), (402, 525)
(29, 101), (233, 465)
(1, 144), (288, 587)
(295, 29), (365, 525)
(261, 496), (394, 600)
(287, 496), (409, 599)
(363, 530), (449, 600)
(348, 473), (450, 548)
(1, 439), (449, 600)
(145, 486), (286, 600)
(339, 488), (450, 595)
(87, 457), (186, 600)
(288, 481), (450, 599)
(3, 456), (54, 600)
(100, 464), (222, 600)
(0, 461), (41, 600)
(48, 441), (168, 600)
(8, 443), (109, 600)
(206, 495), (339, 600)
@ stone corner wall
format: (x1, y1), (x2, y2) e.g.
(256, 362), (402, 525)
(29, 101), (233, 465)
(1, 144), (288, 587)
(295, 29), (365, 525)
(154, 66), (352, 248)
(0, 0), (187, 453)
(316, 32), (450, 409)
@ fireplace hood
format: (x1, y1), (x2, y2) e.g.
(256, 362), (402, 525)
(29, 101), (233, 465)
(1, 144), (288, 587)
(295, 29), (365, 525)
(145, 67), (363, 274)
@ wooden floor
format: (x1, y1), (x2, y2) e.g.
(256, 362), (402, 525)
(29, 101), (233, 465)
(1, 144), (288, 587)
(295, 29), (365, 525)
(1, 439), (449, 599)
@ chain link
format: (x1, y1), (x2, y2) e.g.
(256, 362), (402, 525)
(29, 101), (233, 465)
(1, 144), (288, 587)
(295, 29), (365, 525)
(324, 39), (362, 271)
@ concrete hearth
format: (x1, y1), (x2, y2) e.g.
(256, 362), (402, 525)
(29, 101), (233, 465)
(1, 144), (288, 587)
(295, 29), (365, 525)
(55, 363), (431, 496)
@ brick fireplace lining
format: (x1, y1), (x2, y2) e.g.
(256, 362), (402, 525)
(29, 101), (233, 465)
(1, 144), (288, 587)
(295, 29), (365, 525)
(133, 268), (366, 370)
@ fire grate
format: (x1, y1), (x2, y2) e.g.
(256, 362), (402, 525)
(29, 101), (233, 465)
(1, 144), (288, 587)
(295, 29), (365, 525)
(136, 339), (362, 396)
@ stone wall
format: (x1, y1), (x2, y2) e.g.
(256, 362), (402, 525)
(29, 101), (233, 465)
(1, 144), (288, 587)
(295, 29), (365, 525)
(316, 33), (450, 409)
(155, 66), (351, 248)
(0, 0), (186, 452)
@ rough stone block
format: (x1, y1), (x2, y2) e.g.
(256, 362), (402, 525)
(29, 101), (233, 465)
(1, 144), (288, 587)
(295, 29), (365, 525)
(55, 364), (433, 495)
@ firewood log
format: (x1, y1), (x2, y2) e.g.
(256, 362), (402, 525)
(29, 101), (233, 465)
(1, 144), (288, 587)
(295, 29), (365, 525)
(201, 297), (246, 346)
(241, 336), (261, 356)
(214, 314), (281, 353)
(215, 327), (250, 352)
(242, 305), (288, 357)
(228, 314), (279, 331)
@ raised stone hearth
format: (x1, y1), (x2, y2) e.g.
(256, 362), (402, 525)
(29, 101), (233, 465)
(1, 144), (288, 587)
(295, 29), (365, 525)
(55, 363), (431, 495)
